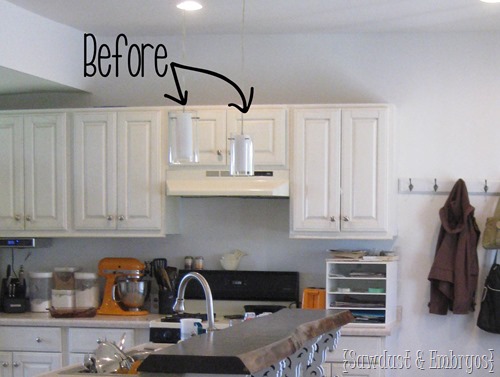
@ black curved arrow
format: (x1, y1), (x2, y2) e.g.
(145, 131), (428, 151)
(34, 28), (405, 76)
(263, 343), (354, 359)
(164, 62), (254, 113)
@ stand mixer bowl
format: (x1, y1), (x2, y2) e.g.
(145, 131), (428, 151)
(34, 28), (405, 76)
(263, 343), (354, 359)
(114, 277), (148, 311)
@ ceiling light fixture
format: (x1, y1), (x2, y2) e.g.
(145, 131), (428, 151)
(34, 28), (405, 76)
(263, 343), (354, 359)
(480, 0), (500, 3)
(176, 1), (203, 11)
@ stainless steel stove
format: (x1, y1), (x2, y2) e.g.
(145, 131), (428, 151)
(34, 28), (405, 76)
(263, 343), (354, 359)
(149, 270), (299, 343)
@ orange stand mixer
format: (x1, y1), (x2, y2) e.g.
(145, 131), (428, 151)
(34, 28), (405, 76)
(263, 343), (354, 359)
(97, 257), (149, 316)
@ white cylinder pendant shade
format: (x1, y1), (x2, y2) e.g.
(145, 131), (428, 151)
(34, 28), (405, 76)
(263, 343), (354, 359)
(170, 112), (199, 164)
(230, 134), (254, 176)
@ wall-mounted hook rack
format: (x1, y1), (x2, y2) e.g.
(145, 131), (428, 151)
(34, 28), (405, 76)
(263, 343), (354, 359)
(398, 178), (500, 195)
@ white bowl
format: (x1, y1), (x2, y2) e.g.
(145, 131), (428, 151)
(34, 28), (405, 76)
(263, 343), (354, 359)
(220, 257), (239, 270)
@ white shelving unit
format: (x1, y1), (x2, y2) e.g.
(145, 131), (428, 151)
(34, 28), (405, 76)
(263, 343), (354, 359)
(326, 258), (398, 327)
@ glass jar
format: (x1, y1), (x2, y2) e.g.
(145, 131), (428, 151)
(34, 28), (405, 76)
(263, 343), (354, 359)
(194, 256), (204, 270)
(28, 272), (53, 312)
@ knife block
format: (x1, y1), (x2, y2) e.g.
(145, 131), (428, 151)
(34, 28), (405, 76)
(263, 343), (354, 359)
(1, 278), (27, 313)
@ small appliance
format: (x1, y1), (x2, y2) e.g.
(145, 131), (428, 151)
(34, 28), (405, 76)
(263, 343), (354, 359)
(97, 257), (149, 316)
(1, 264), (27, 313)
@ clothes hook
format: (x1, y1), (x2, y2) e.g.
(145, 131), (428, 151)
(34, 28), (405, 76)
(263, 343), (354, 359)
(433, 179), (438, 192)
(408, 178), (414, 192)
(484, 179), (489, 193)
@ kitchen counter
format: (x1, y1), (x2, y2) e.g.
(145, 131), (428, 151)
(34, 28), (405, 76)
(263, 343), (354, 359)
(0, 310), (395, 336)
(0, 311), (163, 328)
(139, 308), (354, 376)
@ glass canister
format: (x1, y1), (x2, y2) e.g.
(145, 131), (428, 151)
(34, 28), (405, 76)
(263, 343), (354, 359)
(75, 272), (100, 309)
(53, 267), (80, 290)
(51, 289), (75, 309)
(28, 272), (53, 312)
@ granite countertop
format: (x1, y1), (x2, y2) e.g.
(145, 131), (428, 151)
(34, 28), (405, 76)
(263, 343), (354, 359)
(139, 308), (354, 375)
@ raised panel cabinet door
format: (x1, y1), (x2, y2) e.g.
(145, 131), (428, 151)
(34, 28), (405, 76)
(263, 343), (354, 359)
(0, 352), (13, 377)
(116, 111), (162, 230)
(196, 109), (227, 165)
(23, 114), (68, 231)
(227, 107), (287, 168)
(73, 112), (117, 230)
(12, 352), (61, 377)
(340, 108), (389, 233)
(0, 116), (24, 231)
(292, 109), (341, 232)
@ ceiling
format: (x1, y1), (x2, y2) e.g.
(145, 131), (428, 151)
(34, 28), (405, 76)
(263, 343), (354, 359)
(6, 0), (500, 35)
(3, 0), (500, 96)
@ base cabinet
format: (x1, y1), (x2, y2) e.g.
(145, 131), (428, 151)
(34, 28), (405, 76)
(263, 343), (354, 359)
(324, 336), (384, 377)
(0, 352), (62, 377)
(324, 362), (381, 377)
(0, 326), (63, 377)
(66, 328), (137, 366)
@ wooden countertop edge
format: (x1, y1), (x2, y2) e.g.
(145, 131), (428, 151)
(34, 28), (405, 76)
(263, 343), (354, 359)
(238, 310), (354, 374)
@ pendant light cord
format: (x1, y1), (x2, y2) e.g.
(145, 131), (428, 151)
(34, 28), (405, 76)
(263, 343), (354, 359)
(182, 10), (187, 113)
(240, 0), (246, 134)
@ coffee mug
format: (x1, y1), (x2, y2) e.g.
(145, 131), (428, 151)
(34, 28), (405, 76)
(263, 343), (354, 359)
(180, 318), (203, 340)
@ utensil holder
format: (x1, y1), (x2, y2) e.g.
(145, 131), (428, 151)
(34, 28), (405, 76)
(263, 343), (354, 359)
(158, 289), (176, 314)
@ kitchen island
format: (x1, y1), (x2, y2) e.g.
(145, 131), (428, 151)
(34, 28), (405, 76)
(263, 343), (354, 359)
(139, 308), (354, 377)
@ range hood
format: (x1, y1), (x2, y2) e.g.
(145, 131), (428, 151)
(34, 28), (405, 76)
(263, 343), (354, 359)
(166, 170), (289, 197)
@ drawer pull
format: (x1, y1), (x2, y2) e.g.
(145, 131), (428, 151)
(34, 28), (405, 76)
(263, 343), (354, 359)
(1, 362), (9, 368)
(13, 362), (19, 368)
(35, 337), (42, 343)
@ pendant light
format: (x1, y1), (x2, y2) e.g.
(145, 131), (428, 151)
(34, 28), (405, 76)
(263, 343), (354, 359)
(170, 112), (199, 163)
(229, 0), (254, 176)
(169, 7), (199, 164)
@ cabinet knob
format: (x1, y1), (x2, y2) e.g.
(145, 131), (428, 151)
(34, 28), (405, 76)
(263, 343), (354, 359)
(13, 362), (19, 368)
(217, 149), (223, 156)
(25, 215), (32, 222)
(14, 214), (22, 221)
(118, 215), (125, 221)
(342, 216), (350, 222)
(330, 216), (336, 222)
(35, 337), (42, 343)
(2, 362), (9, 368)
(107, 215), (113, 221)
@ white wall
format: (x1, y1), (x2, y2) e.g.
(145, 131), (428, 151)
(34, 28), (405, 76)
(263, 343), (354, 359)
(2, 32), (500, 376)
(0, 0), (87, 91)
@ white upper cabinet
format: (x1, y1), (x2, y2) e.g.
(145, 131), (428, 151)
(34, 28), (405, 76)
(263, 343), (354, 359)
(0, 113), (67, 232)
(168, 106), (288, 169)
(196, 109), (227, 165)
(291, 105), (395, 239)
(227, 107), (287, 168)
(73, 110), (163, 233)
